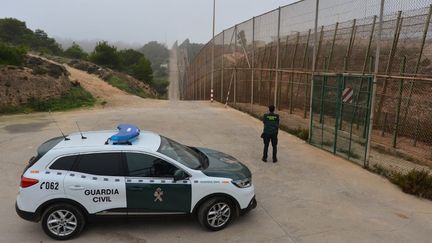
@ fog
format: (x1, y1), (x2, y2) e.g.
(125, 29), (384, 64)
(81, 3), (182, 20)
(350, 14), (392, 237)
(1, 0), (297, 47)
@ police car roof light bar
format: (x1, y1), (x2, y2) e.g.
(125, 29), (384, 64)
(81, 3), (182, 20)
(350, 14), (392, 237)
(106, 124), (140, 145)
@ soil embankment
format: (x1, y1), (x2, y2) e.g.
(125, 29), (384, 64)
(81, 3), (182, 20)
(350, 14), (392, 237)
(0, 55), (71, 107)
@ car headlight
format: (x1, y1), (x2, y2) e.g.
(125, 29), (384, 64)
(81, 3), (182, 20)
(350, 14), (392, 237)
(231, 178), (252, 188)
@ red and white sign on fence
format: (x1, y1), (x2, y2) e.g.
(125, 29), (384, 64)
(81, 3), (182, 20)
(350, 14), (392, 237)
(342, 87), (353, 103)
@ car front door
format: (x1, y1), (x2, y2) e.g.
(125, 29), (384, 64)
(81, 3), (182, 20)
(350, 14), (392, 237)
(124, 152), (191, 214)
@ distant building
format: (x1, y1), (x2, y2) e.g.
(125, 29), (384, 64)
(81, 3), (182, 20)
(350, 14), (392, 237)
(160, 63), (168, 69)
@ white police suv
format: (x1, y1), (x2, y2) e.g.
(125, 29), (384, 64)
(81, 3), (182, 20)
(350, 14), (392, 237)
(16, 124), (256, 240)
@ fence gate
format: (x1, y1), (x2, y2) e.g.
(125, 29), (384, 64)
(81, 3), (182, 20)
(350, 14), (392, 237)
(309, 73), (373, 166)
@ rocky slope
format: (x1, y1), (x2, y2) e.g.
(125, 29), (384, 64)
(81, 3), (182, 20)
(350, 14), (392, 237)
(0, 55), (72, 106)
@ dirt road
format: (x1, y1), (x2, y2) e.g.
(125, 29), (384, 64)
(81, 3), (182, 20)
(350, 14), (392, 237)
(168, 47), (180, 100)
(1, 101), (431, 242)
(65, 65), (150, 107)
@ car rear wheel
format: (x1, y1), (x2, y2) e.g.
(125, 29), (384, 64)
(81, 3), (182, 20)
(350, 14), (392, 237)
(198, 197), (234, 231)
(41, 203), (85, 240)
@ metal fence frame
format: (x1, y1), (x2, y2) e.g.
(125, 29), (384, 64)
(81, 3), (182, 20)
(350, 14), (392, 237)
(180, 0), (432, 170)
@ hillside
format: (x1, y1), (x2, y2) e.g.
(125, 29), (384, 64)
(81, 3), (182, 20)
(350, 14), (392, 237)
(0, 55), (95, 113)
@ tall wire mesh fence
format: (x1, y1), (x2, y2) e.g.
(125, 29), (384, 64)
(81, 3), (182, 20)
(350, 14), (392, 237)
(180, 0), (432, 173)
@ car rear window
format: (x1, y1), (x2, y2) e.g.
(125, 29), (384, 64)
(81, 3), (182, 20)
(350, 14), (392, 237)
(36, 136), (64, 161)
(24, 136), (64, 173)
(50, 155), (77, 171)
(74, 153), (124, 176)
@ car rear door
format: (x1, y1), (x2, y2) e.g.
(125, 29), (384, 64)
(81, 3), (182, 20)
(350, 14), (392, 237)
(124, 152), (191, 214)
(63, 152), (127, 215)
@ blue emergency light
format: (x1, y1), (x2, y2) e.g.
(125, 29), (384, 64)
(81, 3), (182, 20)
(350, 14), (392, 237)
(108, 124), (140, 144)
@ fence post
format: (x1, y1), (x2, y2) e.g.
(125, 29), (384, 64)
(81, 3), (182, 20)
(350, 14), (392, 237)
(274, 7), (281, 108)
(250, 17), (255, 111)
(220, 30), (225, 102)
(234, 25), (238, 105)
(365, 0), (384, 168)
(303, 29), (311, 118)
(392, 56), (406, 148)
(308, 0), (320, 143)
(376, 11), (403, 124)
(328, 22), (339, 69)
(289, 32), (300, 114)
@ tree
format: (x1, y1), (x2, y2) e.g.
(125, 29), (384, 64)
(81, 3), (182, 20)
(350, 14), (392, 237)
(138, 41), (169, 78)
(131, 57), (153, 82)
(90, 41), (120, 69)
(64, 42), (87, 59)
(179, 39), (204, 63)
(0, 18), (62, 55)
(0, 43), (26, 66)
(118, 49), (144, 67)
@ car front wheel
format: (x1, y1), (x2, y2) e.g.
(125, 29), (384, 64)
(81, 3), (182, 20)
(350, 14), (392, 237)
(41, 203), (85, 240)
(198, 197), (234, 231)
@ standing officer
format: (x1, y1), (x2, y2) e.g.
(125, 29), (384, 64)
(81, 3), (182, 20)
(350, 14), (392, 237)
(261, 105), (279, 163)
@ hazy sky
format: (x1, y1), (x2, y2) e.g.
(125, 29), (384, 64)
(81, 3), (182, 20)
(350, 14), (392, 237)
(1, 0), (297, 46)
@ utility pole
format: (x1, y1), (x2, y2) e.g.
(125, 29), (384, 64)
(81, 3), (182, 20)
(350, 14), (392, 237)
(211, 0), (216, 102)
(365, 0), (385, 167)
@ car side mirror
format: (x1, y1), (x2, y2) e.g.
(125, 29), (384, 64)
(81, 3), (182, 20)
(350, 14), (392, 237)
(173, 169), (188, 182)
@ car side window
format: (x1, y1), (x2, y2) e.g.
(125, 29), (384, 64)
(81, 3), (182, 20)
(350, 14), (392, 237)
(49, 155), (77, 171)
(74, 153), (123, 176)
(126, 153), (177, 178)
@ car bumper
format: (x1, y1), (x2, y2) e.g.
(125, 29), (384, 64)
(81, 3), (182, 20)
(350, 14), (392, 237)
(240, 196), (257, 215)
(15, 202), (39, 222)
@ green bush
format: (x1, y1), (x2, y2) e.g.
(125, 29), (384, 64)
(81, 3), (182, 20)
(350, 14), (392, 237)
(371, 165), (432, 200)
(0, 43), (26, 66)
(106, 75), (150, 98)
(150, 79), (169, 96)
(130, 57), (153, 82)
(391, 170), (432, 199)
(280, 124), (309, 141)
(64, 42), (87, 60)
(89, 41), (121, 69)
(0, 18), (62, 55)
(0, 86), (95, 114)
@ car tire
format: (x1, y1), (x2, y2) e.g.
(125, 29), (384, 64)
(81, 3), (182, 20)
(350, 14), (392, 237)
(41, 203), (85, 240)
(198, 197), (234, 231)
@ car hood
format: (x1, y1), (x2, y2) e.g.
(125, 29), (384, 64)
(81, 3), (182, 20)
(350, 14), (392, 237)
(196, 147), (251, 181)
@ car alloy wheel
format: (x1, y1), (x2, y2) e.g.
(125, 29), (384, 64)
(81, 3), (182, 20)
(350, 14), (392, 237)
(46, 209), (78, 237)
(207, 202), (231, 228)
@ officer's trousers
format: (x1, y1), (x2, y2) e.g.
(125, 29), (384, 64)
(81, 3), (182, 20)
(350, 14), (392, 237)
(262, 133), (278, 160)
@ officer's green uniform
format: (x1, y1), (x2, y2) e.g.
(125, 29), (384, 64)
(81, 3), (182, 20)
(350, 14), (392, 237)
(262, 112), (279, 162)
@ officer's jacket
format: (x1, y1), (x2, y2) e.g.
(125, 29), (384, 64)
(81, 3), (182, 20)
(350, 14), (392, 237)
(262, 112), (279, 135)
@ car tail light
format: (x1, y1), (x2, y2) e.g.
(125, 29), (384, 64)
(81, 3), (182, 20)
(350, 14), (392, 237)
(20, 176), (39, 188)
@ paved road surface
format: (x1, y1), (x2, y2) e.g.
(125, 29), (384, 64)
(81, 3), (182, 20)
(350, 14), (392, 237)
(1, 101), (431, 242)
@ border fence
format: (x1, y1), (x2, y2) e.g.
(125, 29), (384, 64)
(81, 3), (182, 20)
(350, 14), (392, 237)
(179, 0), (432, 172)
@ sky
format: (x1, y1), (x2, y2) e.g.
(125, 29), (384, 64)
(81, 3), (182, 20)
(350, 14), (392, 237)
(1, 0), (297, 47)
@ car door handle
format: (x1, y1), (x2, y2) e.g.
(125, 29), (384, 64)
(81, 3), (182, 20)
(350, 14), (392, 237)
(69, 185), (85, 190)
(128, 186), (144, 191)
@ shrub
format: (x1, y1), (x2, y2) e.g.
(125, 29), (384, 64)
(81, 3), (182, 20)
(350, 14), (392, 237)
(64, 42), (87, 60)
(90, 41), (121, 69)
(371, 165), (432, 200)
(0, 43), (26, 66)
(150, 79), (169, 96)
(0, 86), (95, 114)
(106, 75), (150, 98)
(390, 170), (432, 199)
(131, 57), (153, 82)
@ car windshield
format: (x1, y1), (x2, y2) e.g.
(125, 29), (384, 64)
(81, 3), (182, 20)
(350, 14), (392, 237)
(157, 136), (202, 169)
